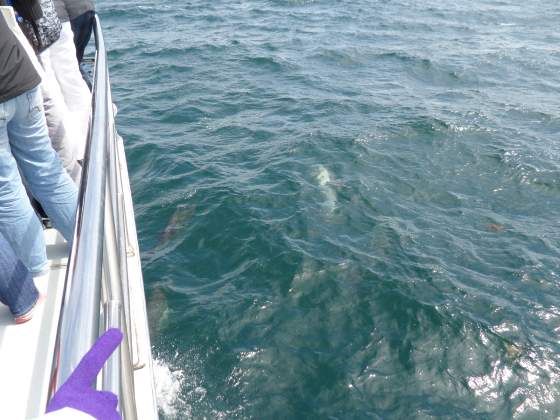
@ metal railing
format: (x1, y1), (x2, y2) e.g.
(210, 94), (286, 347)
(48, 15), (138, 419)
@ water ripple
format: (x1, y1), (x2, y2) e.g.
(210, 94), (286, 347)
(100, 0), (560, 417)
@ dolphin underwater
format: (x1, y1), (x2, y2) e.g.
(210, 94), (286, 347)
(147, 286), (170, 339)
(157, 204), (196, 248)
(315, 165), (337, 213)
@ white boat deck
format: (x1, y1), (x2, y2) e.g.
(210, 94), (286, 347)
(0, 229), (68, 419)
(0, 136), (157, 419)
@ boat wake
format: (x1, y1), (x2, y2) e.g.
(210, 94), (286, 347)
(153, 354), (188, 418)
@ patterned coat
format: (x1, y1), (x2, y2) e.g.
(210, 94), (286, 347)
(19, 0), (61, 53)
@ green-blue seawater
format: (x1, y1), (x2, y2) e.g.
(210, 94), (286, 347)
(99, 0), (560, 417)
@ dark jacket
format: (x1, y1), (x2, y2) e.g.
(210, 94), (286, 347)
(63, 0), (93, 20)
(0, 14), (41, 104)
(11, 0), (43, 22)
(53, 0), (69, 22)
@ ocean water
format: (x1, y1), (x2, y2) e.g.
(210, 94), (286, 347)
(99, 0), (560, 418)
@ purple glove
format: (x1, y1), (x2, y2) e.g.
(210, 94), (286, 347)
(47, 328), (124, 420)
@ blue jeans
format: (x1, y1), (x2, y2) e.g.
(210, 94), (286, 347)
(0, 86), (78, 273)
(0, 233), (38, 317)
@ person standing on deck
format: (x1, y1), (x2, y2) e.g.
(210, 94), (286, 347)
(5, 0), (84, 182)
(51, 0), (91, 160)
(0, 13), (77, 275)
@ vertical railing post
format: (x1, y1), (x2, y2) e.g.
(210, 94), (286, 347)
(103, 174), (138, 419)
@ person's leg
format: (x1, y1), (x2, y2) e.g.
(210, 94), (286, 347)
(71, 10), (95, 64)
(39, 49), (82, 183)
(70, 10), (95, 89)
(7, 86), (78, 242)
(79, 62), (93, 91)
(48, 22), (91, 160)
(0, 234), (39, 318)
(0, 97), (49, 274)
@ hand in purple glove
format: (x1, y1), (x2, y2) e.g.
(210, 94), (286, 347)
(47, 328), (124, 420)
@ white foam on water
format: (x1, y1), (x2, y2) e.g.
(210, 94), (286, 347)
(153, 355), (191, 418)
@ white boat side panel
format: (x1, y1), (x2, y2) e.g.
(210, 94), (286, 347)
(0, 230), (68, 419)
(117, 136), (159, 419)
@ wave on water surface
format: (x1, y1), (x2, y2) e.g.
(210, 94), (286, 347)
(100, 0), (560, 417)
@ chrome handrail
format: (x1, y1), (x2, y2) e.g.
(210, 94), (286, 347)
(49, 15), (108, 393)
(48, 15), (139, 418)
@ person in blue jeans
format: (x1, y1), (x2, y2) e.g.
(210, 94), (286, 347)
(0, 233), (41, 323)
(1, 14), (78, 274)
